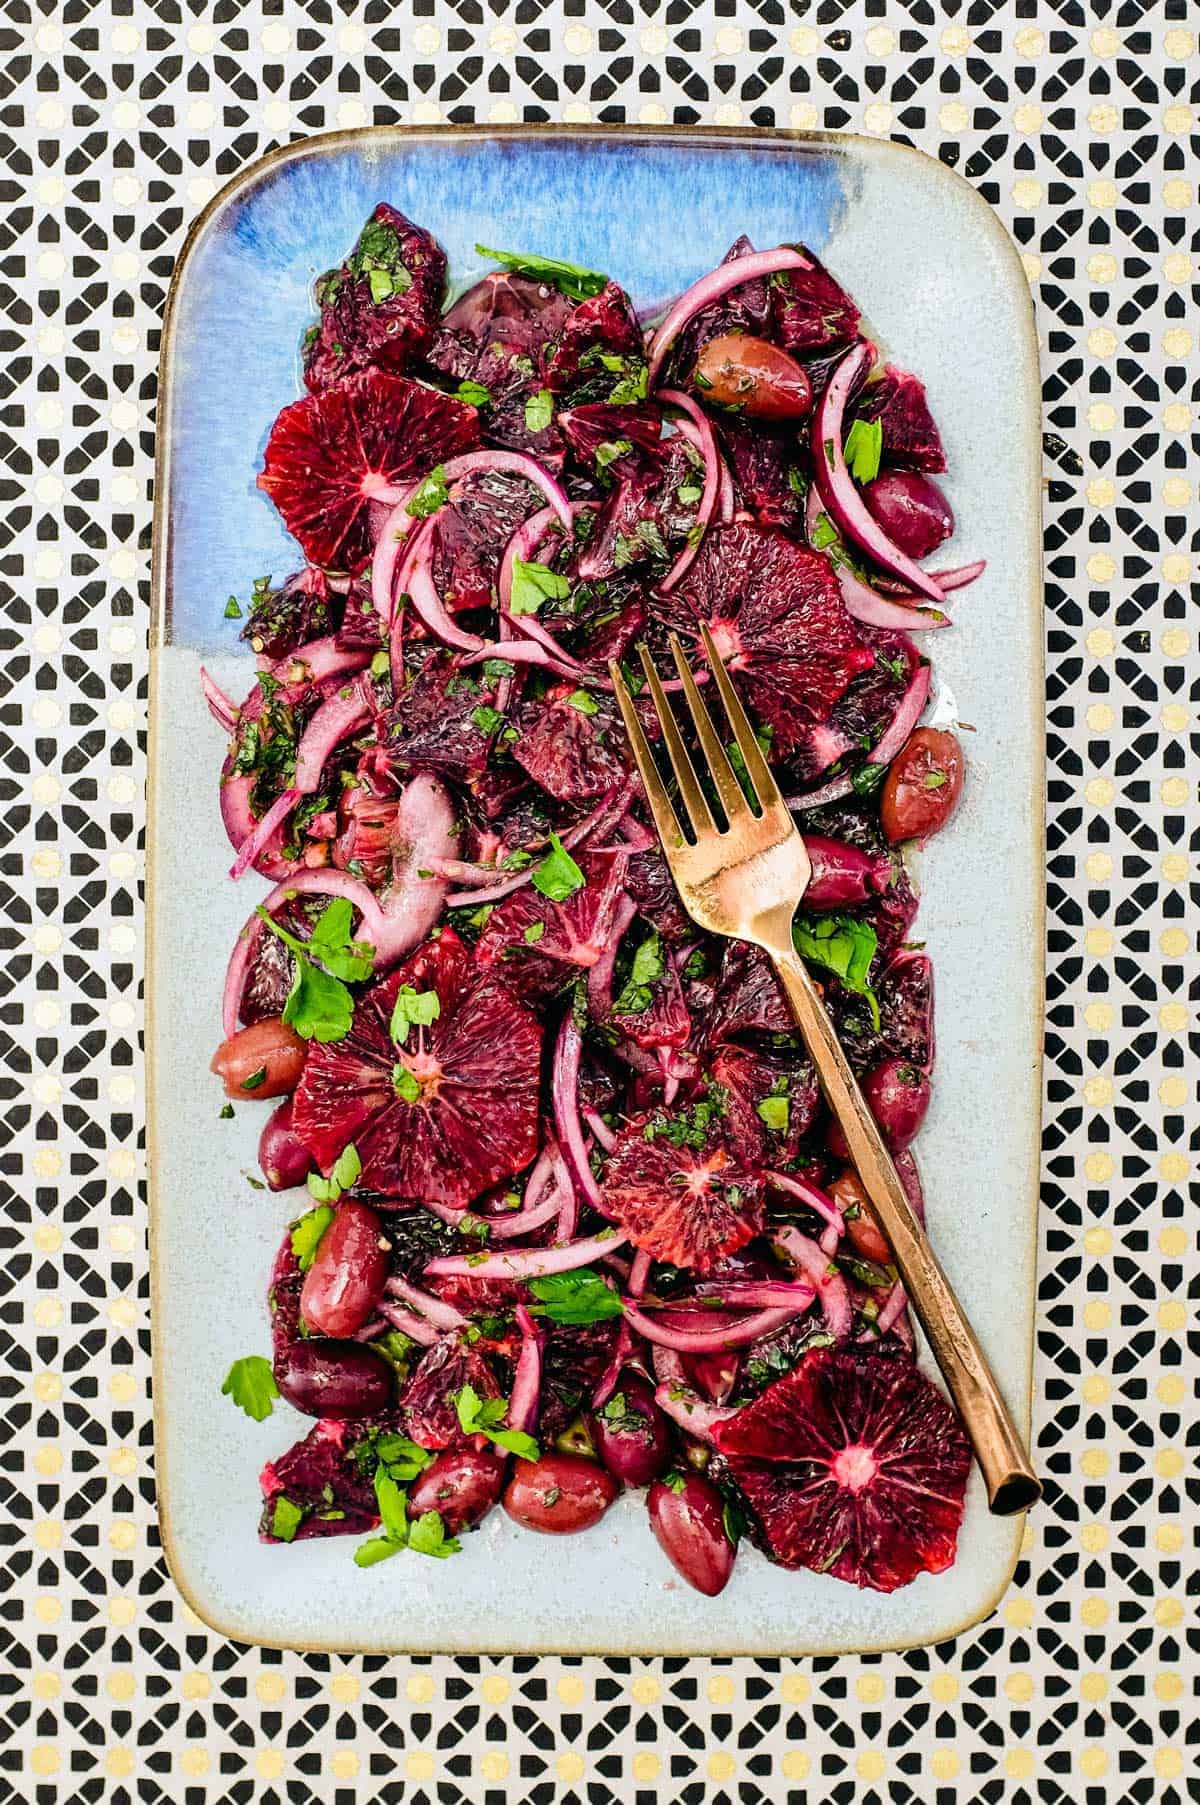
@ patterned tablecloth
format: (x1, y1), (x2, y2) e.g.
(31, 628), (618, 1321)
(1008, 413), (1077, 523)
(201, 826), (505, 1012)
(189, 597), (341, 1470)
(8, 3), (1195, 1799)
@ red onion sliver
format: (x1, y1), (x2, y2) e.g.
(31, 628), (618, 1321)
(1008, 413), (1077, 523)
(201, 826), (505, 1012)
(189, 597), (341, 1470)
(425, 1230), (627, 1281)
(771, 1225), (852, 1338)
(876, 1281), (908, 1336)
(509, 1304), (545, 1434)
(766, 1169), (845, 1238)
(621, 1300), (809, 1353)
(229, 785), (299, 881)
(868, 661), (931, 769)
(293, 685), (372, 793)
(377, 1300), (440, 1346)
(402, 518), (486, 654)
(267, 637), (372, 687)
(813, 342), (947, 605)
(552, 1014), (605, 1210)
(656, 389), (721, 591)
(370, 483), (419, 626)
(201, 668), (239, 733)
(582, 1108), (617, 1154)
(486, 1194), (563, 1243)
(875, 558), (986, 597)
(384, 1274), (466, 1332)
(646, 246), (813, 390)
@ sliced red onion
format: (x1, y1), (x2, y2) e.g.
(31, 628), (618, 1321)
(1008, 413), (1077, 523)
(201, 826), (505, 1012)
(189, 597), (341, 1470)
(650, 1348), (740, 1441)
(552, 1014), (605, 1210)
(673, 1280), (818, 1310)
(509, 1304), (545, 1434)
(766, 1169), (845, 1240)
(876, 1281), (908, 1336)
(201, 668), (239, 733)
(621, 1300), (808, 1353)
(546, 1132), (580, 1243)
(267, 637), (372, 687)
(771, 1224), (852, 1339)
(464, 637), (594, 684)
(813, 342), (946, 605)
(868, 661), (931, 769)
(585, 891), (637, 1022)
(656, 390), (721, 591)
(499, 609), (591, 675)
(376, 1300), (440, 1347)
(400, 517), (486, 655)
(646, 246), (813, 390)
(785, 772), (855, 812)
(582, 1108), (617, 1154)
(385, 1274), (467, 1332)
(228, 785), (300, 881)
(370, 483), (420, 625)
(875, 558), (986, 597)
(425, 1230), (628, 1281)
(836, 564), (952, 632)
(485, 1193), (563, 1242)
(293, 683), (372, 793)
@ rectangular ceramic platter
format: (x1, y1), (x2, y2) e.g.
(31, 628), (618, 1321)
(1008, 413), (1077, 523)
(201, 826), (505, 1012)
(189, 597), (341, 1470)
(148, 126), (1043, 1656)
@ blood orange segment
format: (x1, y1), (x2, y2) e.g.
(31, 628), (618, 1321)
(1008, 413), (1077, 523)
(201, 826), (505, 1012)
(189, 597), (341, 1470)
(291, 927), (542, 1206)
(257, 370), (479, 570)
(600, 1109), (764, 1273)
(660, 521), (875, 760)
(398, 1336), (502, 1450)
(475, 852), (628, 1006)
(715, 1343), (971, 1591)
(854, 364), (947, 474)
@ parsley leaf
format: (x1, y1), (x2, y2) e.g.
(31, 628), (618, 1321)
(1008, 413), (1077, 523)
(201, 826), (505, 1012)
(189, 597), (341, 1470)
(373, 1467), (409, 1541)
(406, 465), (450, 519)
(475, 244), (609, 302)
(532, 833), (585, 901)
(307, 1141), (361, 1204)
(613, 928), (665, 1016)
(471, 704), (504, 735)
(221, 1354), (279, 1422)
(354, 1535), (405, 1568)
(595, 438), (632, 472)
(224, 594), (242, 619)
(306, 897), (375, 981)
(523, 921), (545, 944)
(509, 557), (570, 617)
(843, 416), (884, 484)
(453, 379), (491, 408)
(392, 1063), (421, 1103)
(676, 482), (702, 506)
(374, 1432), (434, 1481)
(407, 1511), (461, 1559)
(524, 388), (554, 433)
(527, 1267), (625, 1326)
(270, 1495), (304, 1542)
(756, 1090), (790, 1133)
(809, 511), (840, 550)
(851, 759), (888, 797)
(290, 1203), (334, 1270)
(283, 958), (354, 1043)
(793, 913), (881, 1028)
(256, 900), (374, 1043)
(565, 689), (600, 716)
(389, 984), (441, 1044)
(453, 1385), (541, 1461)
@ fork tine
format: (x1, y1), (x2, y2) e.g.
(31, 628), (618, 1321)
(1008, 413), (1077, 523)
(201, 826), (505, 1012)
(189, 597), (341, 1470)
(698, 622), (783, 813)
(608, 660), (686, 851)
(668, 634), (747, 824)
(637, 644), (717, 838)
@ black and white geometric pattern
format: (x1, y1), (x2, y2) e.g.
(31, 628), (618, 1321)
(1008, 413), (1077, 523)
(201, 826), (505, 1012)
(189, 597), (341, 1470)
(4, 3), (1197, 1799)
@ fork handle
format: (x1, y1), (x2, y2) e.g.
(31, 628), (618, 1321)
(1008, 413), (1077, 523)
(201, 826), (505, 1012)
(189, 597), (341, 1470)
(767, 944), (1040, 1516)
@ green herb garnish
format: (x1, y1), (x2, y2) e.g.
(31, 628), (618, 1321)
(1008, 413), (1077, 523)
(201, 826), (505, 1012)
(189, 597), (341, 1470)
(307, 1141), (362, 1205)
(509, 557), (571, 617)
(453, 1384), (541, 1460)
(793, 913), (880, 1028)
(532, 833), (585, 902)
(524, 388), (554, 433)
(527, 1268), (625, 1326)
(389, 984), (441, 1044)
(843, 416), (883, 484)
(475, 244), (609, 302)
(221, 1355), (279, 1423)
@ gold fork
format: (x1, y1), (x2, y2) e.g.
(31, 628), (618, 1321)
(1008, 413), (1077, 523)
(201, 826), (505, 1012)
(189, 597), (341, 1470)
(610, 626), (1040, 1516)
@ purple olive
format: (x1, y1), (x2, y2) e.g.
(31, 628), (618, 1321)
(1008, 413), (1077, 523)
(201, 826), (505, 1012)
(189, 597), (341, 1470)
(863, 1058), (931, 1150)
(802, 835), (886, 912)
(503, 1453), (619, 1535)
(258, 1098), (313, 1191)
(648, 1472), (736, 1596)
(408, 1447), (508, 1534)
(588, 1372), (672, 1488)
(274, 1338), (394, 1419)
(862, 469), (954, 560)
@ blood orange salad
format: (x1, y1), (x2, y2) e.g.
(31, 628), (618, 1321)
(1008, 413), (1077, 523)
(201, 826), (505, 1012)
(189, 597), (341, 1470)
(211, 210), (979, 1593)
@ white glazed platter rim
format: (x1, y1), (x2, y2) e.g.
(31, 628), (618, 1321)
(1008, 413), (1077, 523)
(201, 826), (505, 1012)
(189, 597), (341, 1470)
(147, 124), (1044, 1656)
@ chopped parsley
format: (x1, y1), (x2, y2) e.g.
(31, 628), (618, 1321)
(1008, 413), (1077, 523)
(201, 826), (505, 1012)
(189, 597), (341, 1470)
(453, 1384), (541, 1460)
(453, 379), (491, 407)
(523, 921), (546, 944)
(221, 1354), (278, 1423)
(527, 1267), (625, 1326)
(307, 1141), (362, 1204)
(471, 704), (505, 735)
(406, 465), (450, 519)
(810, 511), (840, 550)
(756, 1079), (790, 1135)
(475, 244), (609, 302)
(509, 557), (571, 616)
(224, 594), (242, 619)
(532, 833), (585, 902)
(389, 984), (442, 1044)
(595, 438), (632, 472)
(851, 759), (888, 797)
(565, 689), (600, 716)
(290, 1203), (335, 1271)
(269, 1496), (303, 1542)
(392, 1064), (421, 1103)
(613, 928), (665, 1016)
(256, 898), (375, 1045)
(843, 416), (884, 484)
(793, 913), (881, 1028)
(524, 388), (554, 433)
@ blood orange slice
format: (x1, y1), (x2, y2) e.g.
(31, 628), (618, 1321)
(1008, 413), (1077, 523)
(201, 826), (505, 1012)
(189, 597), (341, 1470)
(291, 927), (542, 1206)
(257, 371), (479, 570)
(662, 522), (875, 760)
(715, 1343), (971, 1591)
(600, 1107), (764, 1273)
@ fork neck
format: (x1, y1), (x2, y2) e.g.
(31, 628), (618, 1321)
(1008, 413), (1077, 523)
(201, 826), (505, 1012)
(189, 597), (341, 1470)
(751, 902), (800, 960)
